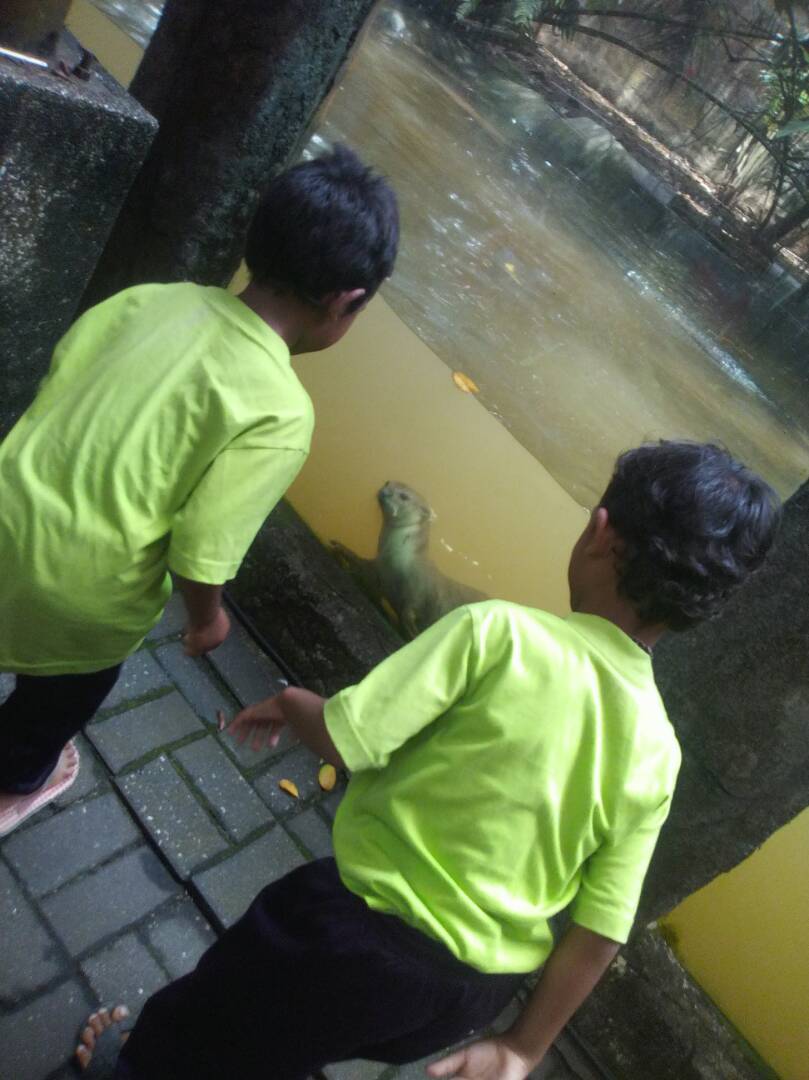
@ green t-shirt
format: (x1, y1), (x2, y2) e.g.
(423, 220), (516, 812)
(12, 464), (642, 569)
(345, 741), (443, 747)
(325, 601), (681, 974)
(0, 283), (313, 674)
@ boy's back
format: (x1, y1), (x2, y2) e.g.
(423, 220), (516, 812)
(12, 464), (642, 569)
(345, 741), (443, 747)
(0, 281), (313, 674)
(326, 599), (680, 973)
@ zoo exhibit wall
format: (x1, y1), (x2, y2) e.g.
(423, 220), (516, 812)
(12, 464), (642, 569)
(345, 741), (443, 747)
(67, 3), (809, 1077)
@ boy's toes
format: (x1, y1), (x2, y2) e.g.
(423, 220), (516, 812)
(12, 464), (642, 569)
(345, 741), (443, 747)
(74, 1005), (130, 1074)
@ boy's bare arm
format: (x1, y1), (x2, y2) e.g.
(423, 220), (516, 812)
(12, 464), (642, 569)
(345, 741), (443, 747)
(174, 574), (230, 656)
(428, 924), (619, 1080)
(228, 687), (344, 768)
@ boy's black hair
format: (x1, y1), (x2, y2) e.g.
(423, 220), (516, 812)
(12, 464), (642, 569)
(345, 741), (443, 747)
(245, 144), (399, 310)
(601, 440), (781, 631)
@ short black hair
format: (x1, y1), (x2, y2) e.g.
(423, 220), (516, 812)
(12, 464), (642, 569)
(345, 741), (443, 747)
(245, 144), (399, 308)
(601, 441), (782, 631)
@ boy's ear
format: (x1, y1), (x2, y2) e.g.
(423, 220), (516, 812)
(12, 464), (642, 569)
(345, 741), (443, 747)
(323, 288), (367, 320)
(587, 507), (623, 558)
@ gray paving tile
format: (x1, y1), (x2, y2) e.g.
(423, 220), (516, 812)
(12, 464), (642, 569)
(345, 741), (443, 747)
(41, 845), (179, 955)
(87, 692), (204, 773)
(146, 590), (186, 640)
(207, 617), (288, 705)
(0, 977), (94, 1080)
(155, 639), (239, 725)
(100, 650), (171, 711)
(319, 783), (348, 821)
(193, 826), (305, 928)
(252, 744), (324, 818)
(143, 896), (217, 980)
(3, 791), (139, 897)
(54, 733), (110, 808)
(81, 931), (169, 1018)
(173, 736), (271, 841)
(0, 860), (67, 1001)
(117, 755), (229, 878)
(286, 806), (334, 860)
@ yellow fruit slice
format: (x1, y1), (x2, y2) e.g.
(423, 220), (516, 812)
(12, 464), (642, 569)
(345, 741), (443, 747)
(452, 370), (480, 394)
(278, 778), (299, 798)
(318, 763), (337, 792)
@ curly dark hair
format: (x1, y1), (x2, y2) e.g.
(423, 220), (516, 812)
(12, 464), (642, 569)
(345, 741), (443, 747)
(245, 144), (399, 310)
(601, 441), (782, 631)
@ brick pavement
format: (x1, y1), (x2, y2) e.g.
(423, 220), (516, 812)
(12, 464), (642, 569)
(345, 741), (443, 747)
(0, 595), (601, 1080)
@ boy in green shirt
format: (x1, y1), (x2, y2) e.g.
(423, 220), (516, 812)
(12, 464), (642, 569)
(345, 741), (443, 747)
(76, 440), (780, 1080)
(0, 145), (399, 837)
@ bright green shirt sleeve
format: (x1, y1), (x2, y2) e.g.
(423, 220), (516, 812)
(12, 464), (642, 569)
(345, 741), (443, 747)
(571, 794), (673, 943)
(324, 605), (477, 772)
(167, 437), (308, 584)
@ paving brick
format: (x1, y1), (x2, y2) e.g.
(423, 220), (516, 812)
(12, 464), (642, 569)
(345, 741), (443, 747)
(87, 692), (204, 773)
(286, 806), (334, 860)
(100, 649), (171, 711)
(0, 860), (67, 1001)
(155, 640), (237, 724)
(81, 931), (169, 1018)
(117, 755), (229, 878)
(143, 896), (217, 980)
(54, 732), (110, 808)
(173, 736), (271, 842)
(41, 845), (179, 955)
(207, 617), (288, 705)
(0, 977), (94, 1080)
(3, 791), (139, 897)
(146, 590), (186, 640)
(252, 744), (324, 818)
(318, 782), (348, 821)
(193, 826), (305, 928)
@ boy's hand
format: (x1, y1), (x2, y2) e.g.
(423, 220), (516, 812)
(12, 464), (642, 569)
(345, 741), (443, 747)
(183, 607), (231, 657)
(226, 695), (287, 753)
(427, 1037), (532, 1080)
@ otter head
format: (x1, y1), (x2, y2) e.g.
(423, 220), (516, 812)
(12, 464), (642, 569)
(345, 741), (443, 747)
(378, 481), (435, 527)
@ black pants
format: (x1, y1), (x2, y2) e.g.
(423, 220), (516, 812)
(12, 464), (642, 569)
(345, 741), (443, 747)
(0, 666), (120, 793)
(117, 859), (524, 1080)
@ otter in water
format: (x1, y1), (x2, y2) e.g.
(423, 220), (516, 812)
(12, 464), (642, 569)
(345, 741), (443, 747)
(331, 481), (487, 639)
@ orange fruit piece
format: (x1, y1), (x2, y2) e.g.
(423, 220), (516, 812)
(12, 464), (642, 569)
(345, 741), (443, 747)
(451, 371), (480, 394)
(318, 763), (337, 792)
(278, 778), (299, 798)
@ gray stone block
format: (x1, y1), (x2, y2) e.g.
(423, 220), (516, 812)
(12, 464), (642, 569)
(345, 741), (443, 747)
(286, 806), (334, 861)
(41, 845), (178, 955)
(0, 977), (95, 1080)
(117, 755), (229, 878)
(3, 790), (139, 897)
(53, 732), (110, 808)
(252, 744), (324, 818)
(143, 896), (217, 980)
(0, 671), (14, 703)
(87, 692), (204, 773)
(81, 931), (169, 1018)
(173, 736), (271, 842)
(207, 616), (288, 705)
(100, 650), (171, 712)
(193, 826), (305, 929)
(0, 44), (157, 435)
(318, 783), (347, 821)
(155, 640), (237, 724)
(0, 860), (67, 1002)
(147, 590), (186, 640)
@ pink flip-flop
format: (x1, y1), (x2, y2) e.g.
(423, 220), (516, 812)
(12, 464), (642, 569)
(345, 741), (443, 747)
(0, 741), (80, 838)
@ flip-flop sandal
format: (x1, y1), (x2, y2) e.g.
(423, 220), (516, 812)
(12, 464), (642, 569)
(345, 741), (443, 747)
(0, 741), (80, 837)
(74, 1007), (131, 1078)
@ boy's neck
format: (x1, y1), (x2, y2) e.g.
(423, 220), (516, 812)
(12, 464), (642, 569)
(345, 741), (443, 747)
(236, 281), (313, 353)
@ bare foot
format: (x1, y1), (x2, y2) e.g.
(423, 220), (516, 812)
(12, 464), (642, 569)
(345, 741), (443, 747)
(75, 1006), (130, 1072)
(0, 742), (80, 836)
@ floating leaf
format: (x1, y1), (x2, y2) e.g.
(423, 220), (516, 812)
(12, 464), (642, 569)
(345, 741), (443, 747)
(279, 779), (299, 798)
(452, 370), (480, 394)
(318, 763), (337, 792)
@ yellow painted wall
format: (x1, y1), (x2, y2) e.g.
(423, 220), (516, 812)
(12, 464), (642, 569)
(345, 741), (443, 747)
(663, 806), (809, 1080)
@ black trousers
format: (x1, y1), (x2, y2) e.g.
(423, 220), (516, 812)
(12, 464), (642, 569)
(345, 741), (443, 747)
(0, 666), (120, 793)
(117, 859), (524, 1080)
